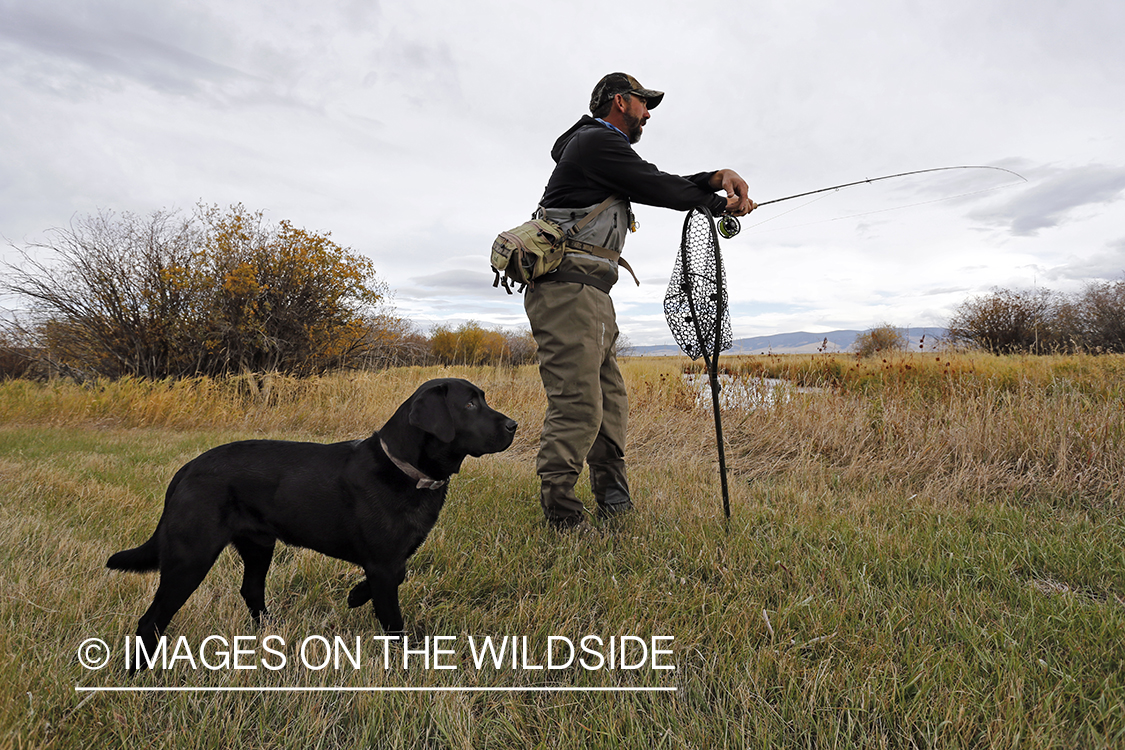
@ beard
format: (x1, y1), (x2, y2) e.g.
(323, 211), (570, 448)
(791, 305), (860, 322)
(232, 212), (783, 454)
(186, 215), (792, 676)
(623, 111), (644, 144)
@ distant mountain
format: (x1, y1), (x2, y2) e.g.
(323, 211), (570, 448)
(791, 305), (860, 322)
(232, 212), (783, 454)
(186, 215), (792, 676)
(628, 329), (948, 356)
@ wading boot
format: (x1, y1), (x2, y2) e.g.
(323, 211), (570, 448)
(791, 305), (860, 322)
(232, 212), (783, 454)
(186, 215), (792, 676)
(591, 462), (632, 520)
(540, 477), (587, 531)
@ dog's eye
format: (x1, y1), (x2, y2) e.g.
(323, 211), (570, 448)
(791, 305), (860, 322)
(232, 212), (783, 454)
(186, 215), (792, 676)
(465, 399), (478, 410)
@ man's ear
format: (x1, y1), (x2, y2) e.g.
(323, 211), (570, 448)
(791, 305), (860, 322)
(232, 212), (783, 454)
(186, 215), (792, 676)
(408, 383), (456, 443)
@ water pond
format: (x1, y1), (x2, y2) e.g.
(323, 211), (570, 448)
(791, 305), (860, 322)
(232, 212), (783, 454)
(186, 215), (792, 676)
(683, 373), (823, 410)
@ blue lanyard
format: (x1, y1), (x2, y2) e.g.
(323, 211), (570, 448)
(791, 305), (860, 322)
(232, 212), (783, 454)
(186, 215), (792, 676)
(595, 118), (630, 142)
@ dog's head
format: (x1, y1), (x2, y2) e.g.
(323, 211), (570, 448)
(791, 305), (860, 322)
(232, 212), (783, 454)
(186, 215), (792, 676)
(408, 378), (517, 455)
(381, 378), (516, 479)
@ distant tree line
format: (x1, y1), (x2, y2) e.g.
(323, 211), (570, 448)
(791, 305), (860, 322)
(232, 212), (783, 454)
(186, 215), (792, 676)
(1, 206), (538, 381)
(948, 281), (1125, 354)
(12, 204), (1117, 379)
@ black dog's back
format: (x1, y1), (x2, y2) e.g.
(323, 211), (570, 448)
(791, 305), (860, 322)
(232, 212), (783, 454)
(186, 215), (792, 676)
(109, 438), (367, 568)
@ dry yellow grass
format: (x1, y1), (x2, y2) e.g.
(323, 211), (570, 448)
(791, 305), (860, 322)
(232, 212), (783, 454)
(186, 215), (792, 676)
(1, 356), (1123, 748)
(2, 354), (1122, 510)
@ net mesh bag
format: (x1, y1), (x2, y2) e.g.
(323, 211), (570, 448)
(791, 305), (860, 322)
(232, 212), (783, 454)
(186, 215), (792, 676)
(663, 207), (732, 361)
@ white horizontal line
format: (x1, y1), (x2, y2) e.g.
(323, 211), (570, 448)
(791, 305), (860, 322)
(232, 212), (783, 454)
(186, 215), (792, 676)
(76, 686), (676, 693)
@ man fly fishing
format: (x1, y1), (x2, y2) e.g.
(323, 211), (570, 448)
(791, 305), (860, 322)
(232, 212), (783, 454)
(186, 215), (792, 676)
(524, 72), (756, 530)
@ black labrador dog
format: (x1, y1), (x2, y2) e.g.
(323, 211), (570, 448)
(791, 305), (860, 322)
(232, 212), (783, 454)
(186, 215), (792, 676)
(108, 378), (516, 665)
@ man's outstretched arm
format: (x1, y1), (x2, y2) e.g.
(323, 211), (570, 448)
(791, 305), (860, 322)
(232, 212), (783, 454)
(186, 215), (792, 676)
(709, 169), (756, 216)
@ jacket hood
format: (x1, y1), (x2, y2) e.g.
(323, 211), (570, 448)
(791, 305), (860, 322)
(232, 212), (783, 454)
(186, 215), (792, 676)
(550, 115), (603, 164)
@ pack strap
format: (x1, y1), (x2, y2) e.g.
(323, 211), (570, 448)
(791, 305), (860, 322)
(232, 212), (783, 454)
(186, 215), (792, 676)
(492, 267), (522, 294)
(537, 271), (614, 294)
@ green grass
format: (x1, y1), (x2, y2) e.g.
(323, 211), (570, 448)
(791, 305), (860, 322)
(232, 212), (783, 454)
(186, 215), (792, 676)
(1, 359), (1123, 748)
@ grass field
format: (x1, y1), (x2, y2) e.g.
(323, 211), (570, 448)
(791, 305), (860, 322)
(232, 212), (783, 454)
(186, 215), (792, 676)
(1, 354), (1122, 749)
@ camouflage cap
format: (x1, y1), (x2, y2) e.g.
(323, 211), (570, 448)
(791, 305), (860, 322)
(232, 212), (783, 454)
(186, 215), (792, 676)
(589, 72), (664, 113)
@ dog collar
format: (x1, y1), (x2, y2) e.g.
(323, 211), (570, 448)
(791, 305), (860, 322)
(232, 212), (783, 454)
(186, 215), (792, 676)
(380, 439), (447, 490)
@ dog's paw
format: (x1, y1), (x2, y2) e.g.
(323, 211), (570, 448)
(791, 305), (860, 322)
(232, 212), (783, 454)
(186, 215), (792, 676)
(382, 630), (407, 646)
(346, 581), (371, 608)
(254, 611), (284, 628)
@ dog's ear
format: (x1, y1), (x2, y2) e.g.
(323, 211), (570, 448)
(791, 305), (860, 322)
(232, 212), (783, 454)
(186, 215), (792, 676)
(409, 383), (456, 443)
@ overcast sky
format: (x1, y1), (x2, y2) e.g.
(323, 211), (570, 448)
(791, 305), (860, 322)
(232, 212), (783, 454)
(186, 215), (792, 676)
(2, 0), (1123, 345)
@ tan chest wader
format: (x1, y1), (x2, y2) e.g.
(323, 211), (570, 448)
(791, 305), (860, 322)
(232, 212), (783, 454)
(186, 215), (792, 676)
(523, 197), (637, 527)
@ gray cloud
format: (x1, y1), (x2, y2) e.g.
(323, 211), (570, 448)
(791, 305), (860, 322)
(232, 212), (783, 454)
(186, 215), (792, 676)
(0, 4), (253, 98)
(970, 164), (1125, 236)
(407, 270), (498, 293)
(1043, 238), (1125, 282)
(3, 0), (1125, 344)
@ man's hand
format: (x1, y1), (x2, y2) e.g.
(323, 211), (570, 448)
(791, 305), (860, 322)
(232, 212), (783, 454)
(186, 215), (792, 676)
(711, 169), (756, 216)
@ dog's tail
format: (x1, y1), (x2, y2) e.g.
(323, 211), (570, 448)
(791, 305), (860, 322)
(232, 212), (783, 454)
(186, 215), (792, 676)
(106, 534), (160, 571)
(106, 461), (191, 572)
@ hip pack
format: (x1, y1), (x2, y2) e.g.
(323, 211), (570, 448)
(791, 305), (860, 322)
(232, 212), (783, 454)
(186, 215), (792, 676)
(490, 196), (637, 294)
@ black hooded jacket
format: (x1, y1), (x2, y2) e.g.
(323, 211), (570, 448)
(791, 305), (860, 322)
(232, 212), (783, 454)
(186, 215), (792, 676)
(539, 116), (727, 217)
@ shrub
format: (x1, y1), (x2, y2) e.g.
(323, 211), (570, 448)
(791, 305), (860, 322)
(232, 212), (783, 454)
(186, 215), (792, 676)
(3, 205), (386, 378)
(1071, 279), (1125, 352)
(429, 322), (537, 366)
(947, 287), (1058, 354)
(948, 280), (1125, 354)
(852, 324), (907, 357)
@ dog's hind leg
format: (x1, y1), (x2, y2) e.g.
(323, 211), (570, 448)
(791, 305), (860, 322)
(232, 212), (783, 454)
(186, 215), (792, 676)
(133, 545), (225, 672)
(233, 537), (276, 624)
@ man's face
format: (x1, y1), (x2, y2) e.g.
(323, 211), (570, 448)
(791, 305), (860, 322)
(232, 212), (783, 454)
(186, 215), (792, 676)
(620, 93), (650, 144)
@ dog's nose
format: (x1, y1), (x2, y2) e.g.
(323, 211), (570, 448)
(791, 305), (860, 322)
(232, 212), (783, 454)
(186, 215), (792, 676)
(504, 419), (517, 434)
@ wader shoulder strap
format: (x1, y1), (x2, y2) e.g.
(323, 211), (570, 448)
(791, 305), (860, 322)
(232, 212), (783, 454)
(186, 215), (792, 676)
(547, 195), (641, 287)
(566, 195), (619, 237)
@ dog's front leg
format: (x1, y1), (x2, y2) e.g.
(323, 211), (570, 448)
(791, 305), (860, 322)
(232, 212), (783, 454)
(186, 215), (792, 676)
(362, 563), (406, 636)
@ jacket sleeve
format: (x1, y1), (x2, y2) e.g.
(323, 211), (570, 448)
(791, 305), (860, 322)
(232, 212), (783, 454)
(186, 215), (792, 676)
(576, 130), (728, 216)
